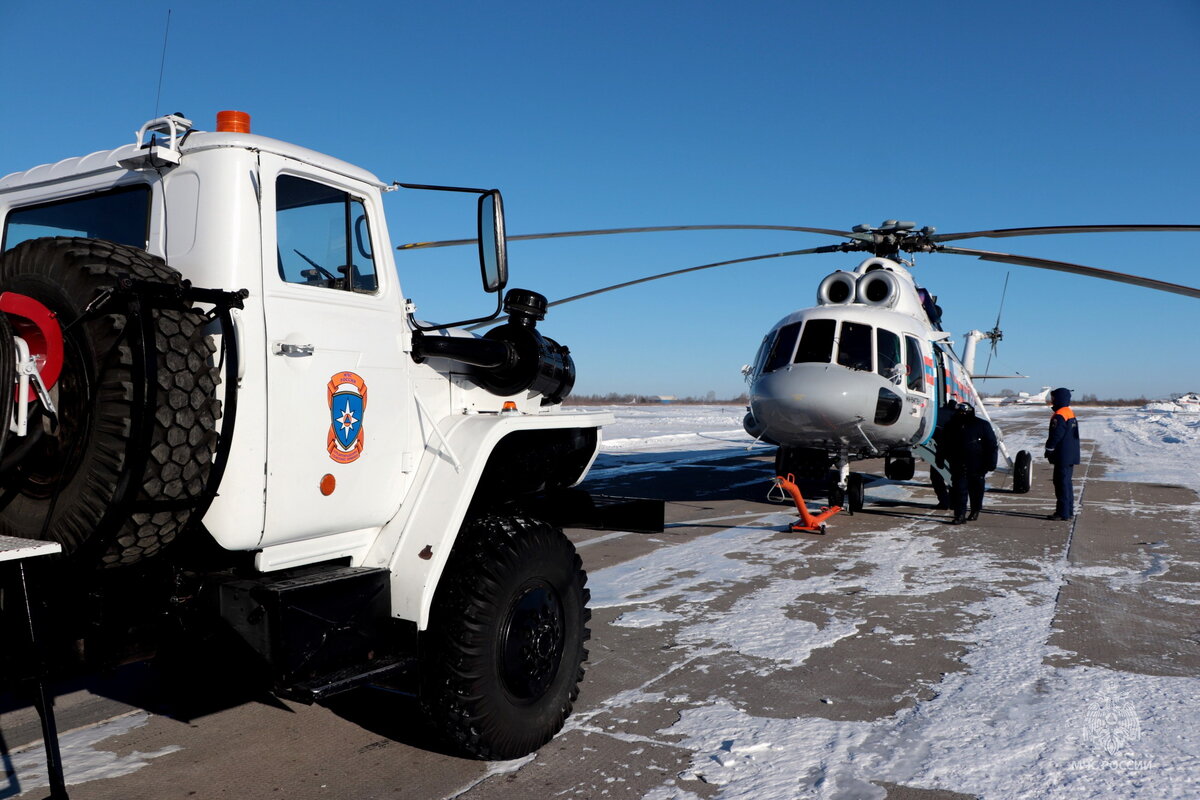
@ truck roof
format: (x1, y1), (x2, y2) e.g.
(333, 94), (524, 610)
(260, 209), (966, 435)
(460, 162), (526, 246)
(0, 128), (386, 194)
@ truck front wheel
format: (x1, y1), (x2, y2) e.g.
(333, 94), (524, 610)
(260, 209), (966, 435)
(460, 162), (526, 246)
(421, 514), (590, 760)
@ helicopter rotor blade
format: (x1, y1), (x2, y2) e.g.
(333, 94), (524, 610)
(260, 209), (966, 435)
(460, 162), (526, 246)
(463, 244), (842, 330)
(543, 245), (842, 309)
(397, 224), (857, 251)
(992, 272), (1010, 332)
(935, 245), (1200, 299)
(931, 224), (1200, 244)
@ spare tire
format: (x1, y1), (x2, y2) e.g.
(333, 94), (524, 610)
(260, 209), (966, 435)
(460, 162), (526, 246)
(0, 312), (13, 459)
(0, 237), (220, 568)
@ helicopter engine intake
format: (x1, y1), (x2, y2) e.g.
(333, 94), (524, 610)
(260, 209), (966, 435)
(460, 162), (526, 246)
(856, 270), (900, 308)
(817, 271), (857, 305)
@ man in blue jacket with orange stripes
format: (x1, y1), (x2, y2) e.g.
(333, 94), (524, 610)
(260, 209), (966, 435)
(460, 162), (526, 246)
(1044, 387), (1081, 520)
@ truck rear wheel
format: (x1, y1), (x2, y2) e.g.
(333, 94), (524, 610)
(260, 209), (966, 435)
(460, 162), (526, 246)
(0, 237), (220, 568)
(421, 514), (590, 760)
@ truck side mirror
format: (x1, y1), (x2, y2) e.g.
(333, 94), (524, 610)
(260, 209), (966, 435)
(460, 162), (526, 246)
(478, 190), (507, 294)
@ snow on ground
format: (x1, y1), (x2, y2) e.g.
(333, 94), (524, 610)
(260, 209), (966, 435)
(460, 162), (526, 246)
(6, 712), (180, 794)
(590, 404), (758, 454)
(576, 404), (1200, 800)
(585, 402), (1200, 497)
(1085, 408), (1200, 495)
(985, 404), (1200, 496)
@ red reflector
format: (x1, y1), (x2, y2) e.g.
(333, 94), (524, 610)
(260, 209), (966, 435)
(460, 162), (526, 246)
(216, 110), (251, 133)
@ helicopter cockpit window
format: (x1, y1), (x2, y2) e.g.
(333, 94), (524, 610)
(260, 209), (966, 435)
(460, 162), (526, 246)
(794, 318), (835, 363)
(905, 335), (926, 392)
(764, 322), (802, 373)
(751, 335), (772, 376)
(877, 328), (902, 383)
(276, 175), (378, 293)
(837, 321), (872, 372)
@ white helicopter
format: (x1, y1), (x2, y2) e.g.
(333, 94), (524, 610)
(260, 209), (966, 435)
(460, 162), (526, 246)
(400, 220), (1200, 511)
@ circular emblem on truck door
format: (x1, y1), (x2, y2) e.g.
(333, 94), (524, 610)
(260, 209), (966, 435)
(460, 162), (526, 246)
(327, 371), (368, 463)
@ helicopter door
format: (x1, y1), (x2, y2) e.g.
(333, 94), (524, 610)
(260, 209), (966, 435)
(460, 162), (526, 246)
(904, 334), (935, 440)
(904, 335), (931, 397)
(931, 345), (948, 409)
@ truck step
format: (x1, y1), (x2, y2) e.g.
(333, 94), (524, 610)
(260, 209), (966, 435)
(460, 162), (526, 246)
(279, 653), (416, 704)
(217, 565), (393, 684)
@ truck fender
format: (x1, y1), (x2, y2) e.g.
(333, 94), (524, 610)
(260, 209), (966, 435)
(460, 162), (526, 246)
(368, 410), (612, 629)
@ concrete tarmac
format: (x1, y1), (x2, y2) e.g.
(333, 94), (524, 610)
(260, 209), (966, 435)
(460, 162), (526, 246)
(2, 411), (1197, 798)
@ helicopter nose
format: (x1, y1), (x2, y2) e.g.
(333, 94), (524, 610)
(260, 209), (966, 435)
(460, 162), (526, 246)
(749, 365), (879, 443)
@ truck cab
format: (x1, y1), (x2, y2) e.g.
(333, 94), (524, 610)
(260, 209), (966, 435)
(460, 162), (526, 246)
(0, 112), (623, 760)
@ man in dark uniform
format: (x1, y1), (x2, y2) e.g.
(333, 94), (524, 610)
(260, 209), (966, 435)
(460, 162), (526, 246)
(943, 402), (999, 524)
(1044, 387), (1081, 520)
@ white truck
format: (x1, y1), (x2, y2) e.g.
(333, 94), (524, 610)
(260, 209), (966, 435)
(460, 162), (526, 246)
(0, 111), (638, 760)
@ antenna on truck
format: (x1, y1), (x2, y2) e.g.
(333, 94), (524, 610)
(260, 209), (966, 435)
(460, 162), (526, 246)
(154, 9), (172, 118)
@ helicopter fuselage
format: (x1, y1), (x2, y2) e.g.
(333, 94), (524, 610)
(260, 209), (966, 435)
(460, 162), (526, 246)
(747, 307), (935, 456)
(743, 257), (995, 483)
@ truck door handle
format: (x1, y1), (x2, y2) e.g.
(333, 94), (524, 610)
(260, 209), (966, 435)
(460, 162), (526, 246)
(275, 343), (314, 357)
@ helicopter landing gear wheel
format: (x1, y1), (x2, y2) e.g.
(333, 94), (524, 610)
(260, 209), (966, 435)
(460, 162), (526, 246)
(774, 446), (793, 478)
(847, 473), (865, 513)
(827, 475), (844, 509)
(1013, 450), (1032, 494)
(828, 472), (864, 513)
(885, 453), (915, 481)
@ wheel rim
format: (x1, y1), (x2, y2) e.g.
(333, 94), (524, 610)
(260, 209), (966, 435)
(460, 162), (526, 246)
(499, 579), (565, 701)
(0, 327), (92, 497)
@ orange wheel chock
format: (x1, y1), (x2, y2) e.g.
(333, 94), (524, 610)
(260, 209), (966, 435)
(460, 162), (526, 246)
(773, 474), (841, 534)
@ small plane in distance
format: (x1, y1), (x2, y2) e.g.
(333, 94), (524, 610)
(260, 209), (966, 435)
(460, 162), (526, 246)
(981, 387), (1052, 406)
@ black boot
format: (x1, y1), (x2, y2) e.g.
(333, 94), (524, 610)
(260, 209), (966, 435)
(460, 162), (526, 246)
(967, 510), (979, 521)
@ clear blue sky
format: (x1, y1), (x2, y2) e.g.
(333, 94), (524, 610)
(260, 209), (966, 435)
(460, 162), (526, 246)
(2, 0), (1197, 400)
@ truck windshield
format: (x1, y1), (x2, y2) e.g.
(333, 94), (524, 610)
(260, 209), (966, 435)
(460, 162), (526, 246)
(3, 185), (150, 252)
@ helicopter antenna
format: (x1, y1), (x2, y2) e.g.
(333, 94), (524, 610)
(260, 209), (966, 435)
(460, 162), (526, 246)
(153, 9), (172, 118)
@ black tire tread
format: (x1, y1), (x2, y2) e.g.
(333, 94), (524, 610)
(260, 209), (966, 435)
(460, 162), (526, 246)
(0, 237), (220, 568)
(848, 473), (865, 512)
(421, 514), (590, 760)
(1013, 450), (1032, 494)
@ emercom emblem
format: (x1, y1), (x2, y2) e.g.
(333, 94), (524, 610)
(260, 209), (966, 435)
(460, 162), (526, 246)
(327, 371), (368, 463)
